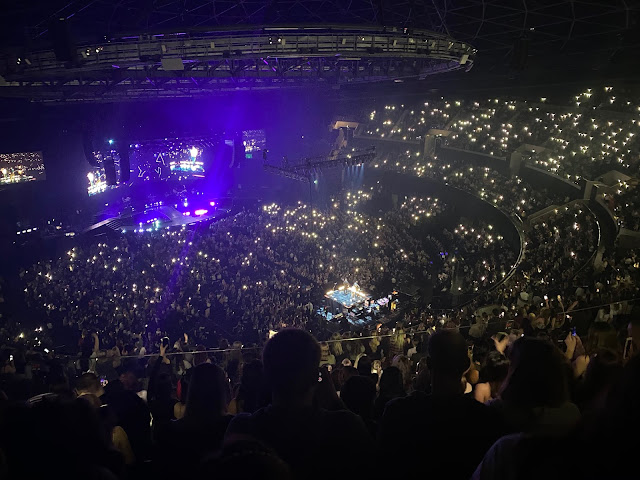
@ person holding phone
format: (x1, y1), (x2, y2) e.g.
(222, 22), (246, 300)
(1, 353), (16, 375)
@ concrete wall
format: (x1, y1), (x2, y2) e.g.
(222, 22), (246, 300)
(519, 165), (582, 201)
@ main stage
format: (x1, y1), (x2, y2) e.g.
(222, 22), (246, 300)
(84, 202), (230, 235)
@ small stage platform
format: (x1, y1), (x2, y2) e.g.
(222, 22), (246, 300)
(325, 285), (370, 309)
(320, 284), (385, 329)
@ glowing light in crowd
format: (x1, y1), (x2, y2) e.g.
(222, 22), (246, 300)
(194, 209), (208, 216)
(189, 146), (199, 158)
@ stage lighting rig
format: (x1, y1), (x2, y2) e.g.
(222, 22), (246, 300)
(263, 164), (310, 183)
(0, 25), (475, 102)
(290, 147), (376, 175)
(264, 147), (376, 183)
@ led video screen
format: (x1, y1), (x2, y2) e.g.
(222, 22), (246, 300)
(129, 141), (207, 182)
(86, 150), (120, 196)
(242, 130), (267, 158)
(0, 151), (46, 186)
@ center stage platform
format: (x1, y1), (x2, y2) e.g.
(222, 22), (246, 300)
(325, 285), (369, 309)
(320, 284), (398, 329)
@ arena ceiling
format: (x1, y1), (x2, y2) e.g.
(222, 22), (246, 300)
(2, 0), (638, 56)
(0, 0), (639, 103)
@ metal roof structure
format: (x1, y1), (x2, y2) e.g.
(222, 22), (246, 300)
(0, 1), (638, 102)
(0, 24), (475, 102)
(2, 0), (636, 54)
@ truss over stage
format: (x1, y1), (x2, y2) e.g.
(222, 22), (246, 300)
(263, 147), (377, 182)
(0, 25), (474, 102)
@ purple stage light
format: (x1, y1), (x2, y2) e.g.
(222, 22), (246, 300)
(183, 211), (191, 216)
(209, 201), (216, 206)
(194, 209), (208, 216)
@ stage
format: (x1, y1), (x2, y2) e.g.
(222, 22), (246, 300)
(325, 284), (369, 309)
(320, 284), (396, 329)
(84, 203), (230, 234)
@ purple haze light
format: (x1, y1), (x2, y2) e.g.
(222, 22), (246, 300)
(194, 209), (208, 216)
(183, 211), (191, 216)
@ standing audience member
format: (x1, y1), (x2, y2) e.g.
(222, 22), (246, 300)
(340, 375), (378, 437)
(491, 337), (581, 436)
(147, 346), (177, 439)
(75, 372), (105, 399)
(473, 352), (640, 480)
(154, 363), (232, 477)
(313, 365), (346, 411)
(372, 366), (405, 419)
(474, 351), (509, 403)
(225, 328), (373, 480)
(228, 359), (269, 414)
(379, 330), (502, 479)
(101, 363), (151, 462)
(0, 396), (125, 479)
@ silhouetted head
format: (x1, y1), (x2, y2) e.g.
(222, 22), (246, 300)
(237, 359), (268, 414)
(500, 337), (568, 408)
(378, 366), (405, 397)
(205, 439), (292, 480)
(480, 351), (510, 384)
(262, 328), (320, 402)
(341, 375), (376, 419)
(427, 330), (470, 379)
(185, 363), (228, 419)
(116, 363), (139, 391)
(75, 372), (104, 398)
(356, 354), (372, 376)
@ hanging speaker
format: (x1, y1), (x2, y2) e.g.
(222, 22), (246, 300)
(103, 156), (117, 185)
(82, 130), (98, 167)
(119, 146), (130, 182)
(511, 36), (529, 71)
(50, 18), (76, 63)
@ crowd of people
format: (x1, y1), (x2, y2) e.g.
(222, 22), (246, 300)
(363, 86), (640, 229)
(364, 87), (640, 182)
(362, 99), (462, 142)
(1, 312), (639, 479)
(371, 146), (564, 220)
(1, 87), (640, 478)
(9, 180), (521, 362)
(603, 178), (640, 231)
